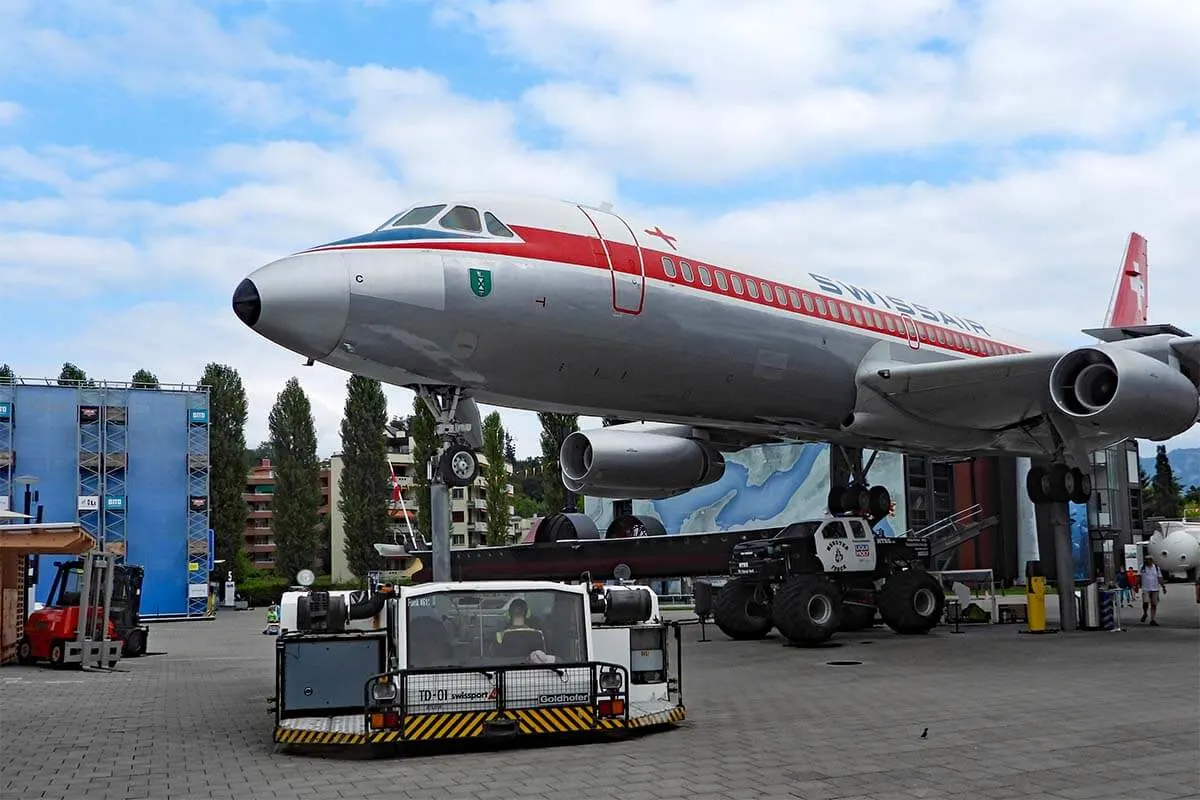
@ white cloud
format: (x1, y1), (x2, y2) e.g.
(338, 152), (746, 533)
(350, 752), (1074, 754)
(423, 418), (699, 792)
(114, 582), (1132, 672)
(439, 0), (1200, 182)
(4, 0), (1199, 463)
(0, 100), (22, 124)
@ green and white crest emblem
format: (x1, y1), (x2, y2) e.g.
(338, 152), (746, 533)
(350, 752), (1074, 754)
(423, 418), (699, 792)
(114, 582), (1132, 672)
(469, 268), (492, 298)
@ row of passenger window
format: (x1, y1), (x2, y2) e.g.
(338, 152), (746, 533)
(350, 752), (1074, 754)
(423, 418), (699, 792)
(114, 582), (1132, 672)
(659, 256), (1015, 356)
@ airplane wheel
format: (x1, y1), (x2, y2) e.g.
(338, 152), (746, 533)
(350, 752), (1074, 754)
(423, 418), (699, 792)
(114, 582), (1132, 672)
(1026, 465), (1049, 504)
(1043, 463), (1073, 504)
(827, 485), (846, 515)
(840, 484), (870, 515)
(439, 444), (478, 487)
(867, 486), (891, 519)
(1069, 468), (1092, 504)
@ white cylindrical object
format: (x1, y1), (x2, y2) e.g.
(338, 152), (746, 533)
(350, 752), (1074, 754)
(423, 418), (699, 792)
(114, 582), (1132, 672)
(1015, 457), (1040, 584)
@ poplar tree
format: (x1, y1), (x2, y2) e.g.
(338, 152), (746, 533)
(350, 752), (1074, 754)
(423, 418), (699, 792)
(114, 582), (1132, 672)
(482, 411), (510, 545)
(538, 413), (580, 514)
(408, 395), (438, 539)
(339, 375), (390, 579)
(199, 363), (249, 579)
(269, 378), (321, 579)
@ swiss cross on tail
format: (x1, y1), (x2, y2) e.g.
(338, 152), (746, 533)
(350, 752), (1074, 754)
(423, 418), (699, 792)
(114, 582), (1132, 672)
(1105, 232), (1149, 327)
(644, 226), (677, 250)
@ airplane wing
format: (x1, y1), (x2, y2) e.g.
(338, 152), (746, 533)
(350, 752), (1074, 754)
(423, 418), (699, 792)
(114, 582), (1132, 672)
(856, 351), (1060, 432)
(1171, 336), (1200, 370)
(854, 333), (1200, 450)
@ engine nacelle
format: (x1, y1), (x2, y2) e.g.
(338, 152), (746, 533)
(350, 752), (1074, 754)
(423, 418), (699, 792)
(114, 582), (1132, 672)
(1048, 346), (1200, 440)
(560, 422), (726, 499)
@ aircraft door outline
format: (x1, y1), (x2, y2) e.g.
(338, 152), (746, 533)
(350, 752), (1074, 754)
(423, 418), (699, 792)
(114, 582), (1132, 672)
(901, 314), (920, 350)
(578, 206), (646, 315)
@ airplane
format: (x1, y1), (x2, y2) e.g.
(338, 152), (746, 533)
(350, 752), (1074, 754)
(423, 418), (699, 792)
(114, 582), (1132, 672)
(231, 193), (1200, 520)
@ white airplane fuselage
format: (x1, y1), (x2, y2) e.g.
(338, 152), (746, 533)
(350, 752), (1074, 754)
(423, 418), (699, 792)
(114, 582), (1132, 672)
(235, 194), (1063, 457)
(233, 193), (1199, 485)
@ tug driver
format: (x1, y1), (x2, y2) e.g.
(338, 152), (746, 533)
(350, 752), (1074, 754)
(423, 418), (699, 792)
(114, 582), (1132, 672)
(494, 598), (551, 661)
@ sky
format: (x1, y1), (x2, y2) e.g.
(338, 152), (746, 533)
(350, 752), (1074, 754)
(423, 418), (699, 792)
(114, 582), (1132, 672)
(3, 0), (1200, 462)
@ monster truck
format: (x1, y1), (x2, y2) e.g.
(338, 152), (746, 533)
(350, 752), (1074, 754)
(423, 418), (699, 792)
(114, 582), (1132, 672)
(711, 515), (944, 646)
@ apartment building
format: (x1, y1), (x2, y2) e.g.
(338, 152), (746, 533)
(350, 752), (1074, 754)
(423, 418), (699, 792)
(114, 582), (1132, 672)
(243, 458), (332, 572)
(328, 420), (516, 583)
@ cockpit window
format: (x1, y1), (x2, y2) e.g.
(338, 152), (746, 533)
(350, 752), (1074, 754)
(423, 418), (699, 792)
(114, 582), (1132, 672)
(440, 205), (482, 233)
(391, 204), (446, 227)
(484, 212), (515, 238)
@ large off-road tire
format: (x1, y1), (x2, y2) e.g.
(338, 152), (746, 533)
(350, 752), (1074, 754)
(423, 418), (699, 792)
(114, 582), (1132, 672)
(773, 575), (842, 646)
(711, 580), (773, 640)
(878, 569), (945, 635)
(838, 603), (877, 632)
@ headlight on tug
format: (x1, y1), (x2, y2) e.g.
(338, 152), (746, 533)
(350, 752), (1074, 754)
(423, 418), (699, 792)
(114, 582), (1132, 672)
(371, 681), (398, 703)
(599, 668), (623, 692)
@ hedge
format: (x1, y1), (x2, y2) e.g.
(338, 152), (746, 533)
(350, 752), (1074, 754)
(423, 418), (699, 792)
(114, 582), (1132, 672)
(236, 574), (412, 607)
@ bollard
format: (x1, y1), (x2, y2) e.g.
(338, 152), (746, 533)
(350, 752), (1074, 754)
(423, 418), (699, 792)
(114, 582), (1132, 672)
(1023, 559), (1051, 634)
(1099, 589), (1121, 632)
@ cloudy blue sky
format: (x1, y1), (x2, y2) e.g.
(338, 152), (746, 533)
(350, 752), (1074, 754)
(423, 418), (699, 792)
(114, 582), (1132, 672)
(3, 0), (1200, 460)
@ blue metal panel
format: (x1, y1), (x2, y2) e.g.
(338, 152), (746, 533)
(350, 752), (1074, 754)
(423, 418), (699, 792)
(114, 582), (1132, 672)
(126, 389), (190, 617)
(14, 382), (208, 615)
(10, 386), (92, 605)
(0, 380), (13, 510)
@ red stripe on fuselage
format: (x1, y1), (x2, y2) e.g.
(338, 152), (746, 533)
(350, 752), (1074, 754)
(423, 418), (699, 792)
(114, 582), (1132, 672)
(315, 225), (1027, 358)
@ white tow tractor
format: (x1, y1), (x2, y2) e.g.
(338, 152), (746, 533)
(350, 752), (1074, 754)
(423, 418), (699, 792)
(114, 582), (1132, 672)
(272, 570), (686, 751)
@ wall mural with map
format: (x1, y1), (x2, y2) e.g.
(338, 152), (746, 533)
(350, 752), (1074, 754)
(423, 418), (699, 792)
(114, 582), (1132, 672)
(584, 442), (908, 537)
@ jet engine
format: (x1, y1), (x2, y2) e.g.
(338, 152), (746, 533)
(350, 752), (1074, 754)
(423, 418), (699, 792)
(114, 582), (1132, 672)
(1048, 346), (1200, 440)
(559, 422), (726, 500)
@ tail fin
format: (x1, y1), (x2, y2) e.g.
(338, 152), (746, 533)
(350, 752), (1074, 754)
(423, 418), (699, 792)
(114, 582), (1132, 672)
(1104, 232), (1148, 326)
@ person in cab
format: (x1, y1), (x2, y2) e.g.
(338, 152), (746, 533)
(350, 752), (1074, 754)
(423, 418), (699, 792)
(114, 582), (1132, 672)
(494, 598), (547, 658)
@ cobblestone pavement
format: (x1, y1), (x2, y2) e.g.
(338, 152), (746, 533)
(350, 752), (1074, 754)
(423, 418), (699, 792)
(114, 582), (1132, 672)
(2, 590), (1197, 800)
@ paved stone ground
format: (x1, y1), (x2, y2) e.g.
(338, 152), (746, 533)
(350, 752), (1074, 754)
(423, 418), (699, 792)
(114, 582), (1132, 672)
(2, 592), (1197, 800)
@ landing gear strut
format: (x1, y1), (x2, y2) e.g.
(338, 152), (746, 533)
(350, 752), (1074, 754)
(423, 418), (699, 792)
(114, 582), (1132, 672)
(826, 447), (893, 523)
(418, 386), (479, 489)
(417, 386), (480, 581)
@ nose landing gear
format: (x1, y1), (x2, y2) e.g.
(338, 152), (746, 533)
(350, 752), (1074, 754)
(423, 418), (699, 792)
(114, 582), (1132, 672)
(417, 386), (480, 489)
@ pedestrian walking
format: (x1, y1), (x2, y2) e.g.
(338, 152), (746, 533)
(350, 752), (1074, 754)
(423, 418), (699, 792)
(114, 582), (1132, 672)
(1139, 555), (1166, 625)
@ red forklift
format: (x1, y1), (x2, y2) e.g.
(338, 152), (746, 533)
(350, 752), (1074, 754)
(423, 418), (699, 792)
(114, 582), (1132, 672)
(16, 551), (139, 668)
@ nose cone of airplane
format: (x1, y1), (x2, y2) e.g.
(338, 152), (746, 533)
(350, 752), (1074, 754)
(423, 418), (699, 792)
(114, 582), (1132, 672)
(232, 251), (350, 360)
(232, 278), (261, 327)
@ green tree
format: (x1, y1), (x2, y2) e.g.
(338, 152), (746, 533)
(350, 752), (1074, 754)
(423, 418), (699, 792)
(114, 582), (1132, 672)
(504, 431), (517, 465)
(482, 411), (511, 545)
(57, 362), (93, 386)
(269, 378), (322, 579)
(1151, 445), (1182, 518)
(0, 363), (13, 383)
(538, 412), (580, 515)
(199, 363), (251, 580)
(245, 440), (274, 470)
(408, 395), (438, 538)
(131, 369), (159, 388)
(338, 375), (390, 580)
